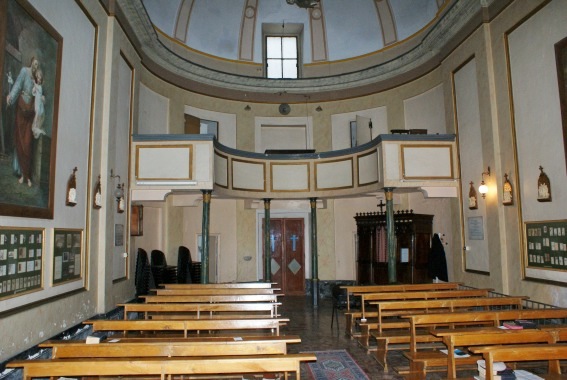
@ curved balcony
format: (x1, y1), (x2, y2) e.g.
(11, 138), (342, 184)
(130, 133), (458, 201)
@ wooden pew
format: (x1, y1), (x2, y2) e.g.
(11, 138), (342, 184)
(155, 288), (279, 295)
(163, 282), (277, 289)
(366, 296), (527, 364)
(341, 282), (462, 311)
(346, 288), (492, 337)
(431, 327), (561, 379)
(39, 335), (301, 358)
(6, 353), (317, 380)
(401, 308), (567, 379)
(120, 302), (282, 320)
(85, 317), (289, 337)
(470, 344), (567, 380)
(141, 294), (281, 303)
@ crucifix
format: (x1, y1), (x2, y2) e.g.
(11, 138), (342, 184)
(290, 234), (299, 251)
(377, 199), (386, 213)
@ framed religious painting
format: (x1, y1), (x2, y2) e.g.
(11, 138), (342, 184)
(555, 36), (567, 173)
(0, 0), (62, 218)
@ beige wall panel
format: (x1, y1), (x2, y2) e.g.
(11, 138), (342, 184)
(139, 83), (169, 134)
(453, 58), (489, 273)
(358, 151), (379, 185)
(195, 144), (211, 182)
(260, 126), (307, 151)
(402, 146), (453, 179)
(232, 160), (265, 190)
(404, 84), (446, 134)
(383, 143), (400, 181)
(316, 159), (353, 189)
(137, 146), (191, 180)
(272, 163), (309, 191)
(214, 154), (228, 187)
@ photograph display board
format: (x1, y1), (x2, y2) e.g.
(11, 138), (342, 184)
(52, 229), (82, 285)
(0, 228), (43, 299)
(525, 220), (567, 271)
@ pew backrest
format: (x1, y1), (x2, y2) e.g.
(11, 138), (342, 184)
(359, 288), (492, 317)
(155, 288), (278, 295)
(85, 318), (288, 337)
(7, 354), (317, 380)
(119, 302), (281, 319)
(163, 282), (277, 289)
(404, 308), (567, 351)
(342, 282), (462, 310)
(39, 335), (301, 358)
(470, 344), (567, 379)
(141, 294), (281, 303)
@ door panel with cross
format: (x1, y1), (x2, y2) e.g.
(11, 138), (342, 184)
(263, 218), (305, 295)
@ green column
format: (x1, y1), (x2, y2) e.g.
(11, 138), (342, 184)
(310, 198), (319, 307)
(200, 190), (212, 284)
(384, 188), (396, 283)
(263, 199), (272, 282)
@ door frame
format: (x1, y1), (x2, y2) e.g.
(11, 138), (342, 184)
(255, 210), (311, 281)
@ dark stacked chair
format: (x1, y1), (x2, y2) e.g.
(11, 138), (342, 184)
(134, 248), (154, 298)
(150, 249), (177, 286)
(190, 262), (202, 284)
(176, 246), (193, 284)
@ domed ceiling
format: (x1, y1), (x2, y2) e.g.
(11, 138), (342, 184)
(142, 0), (441, 64)
(113, 0), (507, 102)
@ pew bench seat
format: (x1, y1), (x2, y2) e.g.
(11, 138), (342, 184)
(371, 329), (442, 370)
(6, 354), (317, 380)
(39, 335), (302, 358)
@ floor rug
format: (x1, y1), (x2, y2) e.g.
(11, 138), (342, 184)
(306, 349), (370, 380)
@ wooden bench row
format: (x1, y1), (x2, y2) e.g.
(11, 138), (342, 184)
(346, 288), (492, 335)
(39, 335), (301, 358)
(470, 344), (567, 380)
(120, 301), (282, 320)
(341, 281), (462, 310)
(7, 354), (316, 380)
(85, 317), (289, 338)
(400, 308), (567, 379)
(358, 295), (526, 348)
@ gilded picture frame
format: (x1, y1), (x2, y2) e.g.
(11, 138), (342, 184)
(0, 0), (62, 218)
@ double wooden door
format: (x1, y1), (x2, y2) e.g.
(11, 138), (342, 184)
(263, 218), (305, 295)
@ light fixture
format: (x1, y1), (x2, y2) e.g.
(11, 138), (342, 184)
(286, 0), (319, 8)
(369, 119), (373, 130)
(315, 106), (322, 112)
(478, 166), (490, 198)
(110, 169), (125, 213)
(66, 167), (78, 207)
(244, 105), (251, 111)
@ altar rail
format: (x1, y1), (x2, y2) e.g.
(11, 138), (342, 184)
(131, 134), (457, 201)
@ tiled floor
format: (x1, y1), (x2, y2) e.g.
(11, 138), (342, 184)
(280, 296), (408, 379)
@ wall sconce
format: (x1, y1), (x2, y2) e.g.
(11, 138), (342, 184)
(93, 175), (102, 209)
(468, 181), (478, 210)
(244, 104), (251, 111)
(502, 173), (513, 205)
(478, 166), (490, 198)
(110, 169), (125, 213)
(537, 165), (551, 202)
(66, 167), (78, 207)
(315, 106), (322, 112)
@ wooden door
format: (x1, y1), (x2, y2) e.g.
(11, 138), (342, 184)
(263, 218), (305, 295)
